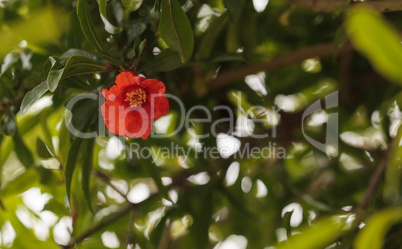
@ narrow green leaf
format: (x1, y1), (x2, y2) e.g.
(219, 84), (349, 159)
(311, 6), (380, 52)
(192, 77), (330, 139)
(40, 115), (56, 156)
(283, 210), (294, 237)
(69, 97), (98, 133)
(197, 13), (229, 60)
(383, 128), (402, 203)
(81, 138), (95, 212)
(99, 0), (123, 34)
(20, 81), (49, 114)
(122, 0), (143, 12)
(1, 168), (39, 197)
(58, 120), (71, 165)
(133, 39), (147, 67)
(46, 55), (105, 93)
(355, 207), (402, 249)
(0, 109), (16, 136)
(159, 0), (194, 63)
(36, 138), (52, 159)
(345, 7), (402, 84)
(77, 0), (105, 52)
(13, 129), (34, 168)
(139, 49), (182, 72)
(65, 138), (83, 203)
(224, 0), (243, 21)
(275, 215), (350, 249)
(47, 69), (64, 92)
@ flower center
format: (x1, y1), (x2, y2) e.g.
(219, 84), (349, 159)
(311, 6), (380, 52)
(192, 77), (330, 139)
(124, 87), (147, 107)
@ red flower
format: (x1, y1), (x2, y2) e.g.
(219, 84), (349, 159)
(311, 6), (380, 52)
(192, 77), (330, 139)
(101, 71), (169, 139)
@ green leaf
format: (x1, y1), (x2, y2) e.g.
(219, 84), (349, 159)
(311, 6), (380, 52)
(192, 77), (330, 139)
(13, 129), (34, 168)
(1, 168), (39, 197)
(224, 0), (243, 21)
(158, 0), (194, 63)
(66, 11), (85, 48)
(275, 215), (350, 249)
(77, 0), (105, 52)
(0, 109), (16, 136)
(65, 138), (83, 204)
(133, 39), (146, 67)
(122, 0), (143, 12)
(69, 96), (98, 134)
(58, 120), (71, 165)
(47, 69), (64, 92)
(46, 55), (105, 93)
(40, 114), (56, 156)
(36, 138), (52, 159)
(283, 210), (293, 237)
(140, 49), (182, 72)
(383, 128), (402, 203)
(345, 7), (402, 84)
(355, 207), (402, 249)
(20, 81), (49, 114)
(99, 0), (123, 34)
(81, 138), (95, 212)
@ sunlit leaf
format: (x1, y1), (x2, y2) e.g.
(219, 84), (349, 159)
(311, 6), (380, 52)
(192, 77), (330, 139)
(275, 215), (350, 249)
(1, 168), (38, 197)
(345, 7), (402, 84)
(20, 81), (49, 114)
(0, 8), (66, 56)
(36, 137), (52, 159)
(355, 207), (402, 249)
(122, 0), (143, 12)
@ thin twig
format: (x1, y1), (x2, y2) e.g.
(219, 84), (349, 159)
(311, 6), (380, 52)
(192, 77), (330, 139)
(95, 170), (131, 203)
(63, 204), (134, 249)
(359, 149), (391, 209)
(206, 42), (354, 90)
(63, 193), (159, 249)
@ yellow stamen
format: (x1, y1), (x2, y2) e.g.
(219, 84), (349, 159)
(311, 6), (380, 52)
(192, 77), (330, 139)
(125, 88), (147, 107)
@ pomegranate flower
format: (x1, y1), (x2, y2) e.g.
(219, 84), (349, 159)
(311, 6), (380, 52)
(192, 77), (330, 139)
(101, 71), (169, 139)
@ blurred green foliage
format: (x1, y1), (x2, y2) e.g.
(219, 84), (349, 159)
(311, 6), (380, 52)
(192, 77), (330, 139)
(0, 0), (402, 249)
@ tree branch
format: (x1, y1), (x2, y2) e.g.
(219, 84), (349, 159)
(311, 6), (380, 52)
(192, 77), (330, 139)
(359, 149), (391, 209)
(286, 0), (402, 13)
(63, 194), (159, 249)
(63, 204), (133, 249)
(206, 42), (354, 90)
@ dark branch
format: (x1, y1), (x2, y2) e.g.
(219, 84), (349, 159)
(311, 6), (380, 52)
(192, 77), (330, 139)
(206, 42), (354, 90)
(287, 0), (402, 13)
(359, 149), (391, 209)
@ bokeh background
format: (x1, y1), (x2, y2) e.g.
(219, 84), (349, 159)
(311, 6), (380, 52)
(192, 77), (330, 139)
(1, 0), (402, 248)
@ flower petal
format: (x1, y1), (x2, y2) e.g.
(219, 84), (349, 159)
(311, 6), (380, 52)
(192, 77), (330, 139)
(140, 79), (166, 94)
(151, 95), (169, 120)
(125, 108), (153, 139)
(115, 71), (138, 86)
